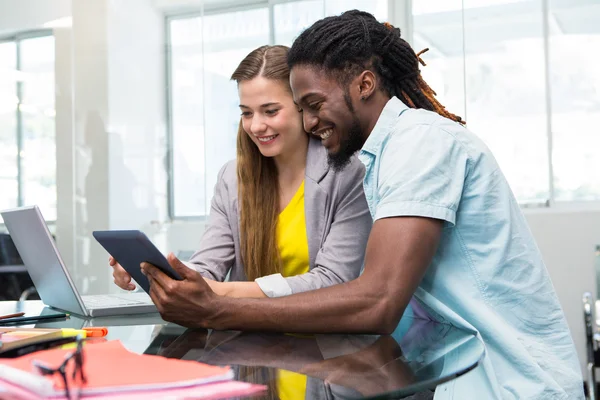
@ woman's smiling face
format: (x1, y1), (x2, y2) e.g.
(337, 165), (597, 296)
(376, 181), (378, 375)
(238, 76), (305, 160)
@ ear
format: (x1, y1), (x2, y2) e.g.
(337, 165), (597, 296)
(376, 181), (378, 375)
(357, 70), (377, 101)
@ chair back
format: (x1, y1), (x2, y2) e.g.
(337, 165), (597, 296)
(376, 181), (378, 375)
(0, 233), (23, 265)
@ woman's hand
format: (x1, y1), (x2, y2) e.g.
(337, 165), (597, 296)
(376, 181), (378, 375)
(109, 256), (136, 290)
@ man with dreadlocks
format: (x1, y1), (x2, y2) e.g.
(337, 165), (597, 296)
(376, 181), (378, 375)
(141, 10), (582, 399)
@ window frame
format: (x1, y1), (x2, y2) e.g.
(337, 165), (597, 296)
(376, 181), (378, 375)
(165, 0), (296, 221)
(411, 0), (600, 211)
(165, 0), (600, 220)
(0, 29), (54, 226)
(166, 0), (391, 220)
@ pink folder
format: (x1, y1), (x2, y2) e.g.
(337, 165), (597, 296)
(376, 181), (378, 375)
(0, 380), (266, 399)
(0, 340), (265, 398)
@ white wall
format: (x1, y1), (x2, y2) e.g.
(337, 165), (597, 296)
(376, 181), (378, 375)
(64, 0), (167, 295)
(0, 0), (70, 35)
(0, 0), (167, 294)
(525, 209), (600, 374)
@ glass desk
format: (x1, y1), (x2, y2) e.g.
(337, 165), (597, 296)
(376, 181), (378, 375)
(0, 301), (484, 399)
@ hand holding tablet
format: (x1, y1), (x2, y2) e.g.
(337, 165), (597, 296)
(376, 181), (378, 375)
(93, 230), (182, 294)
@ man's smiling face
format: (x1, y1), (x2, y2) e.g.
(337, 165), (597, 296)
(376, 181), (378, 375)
(290, 65), (366, 170)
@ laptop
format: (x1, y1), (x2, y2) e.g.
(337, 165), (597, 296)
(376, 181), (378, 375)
(0, 205), (157, 317)
(34, 306), (165, 328)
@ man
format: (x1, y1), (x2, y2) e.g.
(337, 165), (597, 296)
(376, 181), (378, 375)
(142, 11), (583, 399)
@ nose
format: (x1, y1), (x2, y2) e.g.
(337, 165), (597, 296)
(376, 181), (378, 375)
(302, 111), (319, 135)
(250, 114), (267, 135)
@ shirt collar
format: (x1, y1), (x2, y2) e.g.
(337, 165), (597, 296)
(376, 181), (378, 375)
(361, 96), (408, 156)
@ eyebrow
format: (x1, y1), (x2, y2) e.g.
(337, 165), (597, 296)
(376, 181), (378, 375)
(239, 102), (281, 109)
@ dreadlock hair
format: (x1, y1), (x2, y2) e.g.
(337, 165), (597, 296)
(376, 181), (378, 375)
(288, 10), (464, 124)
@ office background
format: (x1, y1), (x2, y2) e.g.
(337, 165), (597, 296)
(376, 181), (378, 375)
(0, 0), (599, 374)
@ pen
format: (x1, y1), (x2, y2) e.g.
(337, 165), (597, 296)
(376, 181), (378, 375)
(0, 313), (70, 326)
(0, 312), (25, 321)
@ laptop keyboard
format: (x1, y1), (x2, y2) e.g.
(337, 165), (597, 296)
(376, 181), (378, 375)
(81, 294), (153, 309)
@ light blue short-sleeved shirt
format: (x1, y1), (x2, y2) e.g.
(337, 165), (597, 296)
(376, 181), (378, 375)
(359, 97), (583, 399)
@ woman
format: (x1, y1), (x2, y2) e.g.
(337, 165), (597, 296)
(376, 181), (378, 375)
(110, 45), (372, 299)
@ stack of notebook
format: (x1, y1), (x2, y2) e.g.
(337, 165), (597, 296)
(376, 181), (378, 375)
(0, 340), (265, 399)
(0, 328), (80, 358)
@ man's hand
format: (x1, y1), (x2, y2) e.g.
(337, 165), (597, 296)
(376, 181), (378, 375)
(141, 253), (219, 328)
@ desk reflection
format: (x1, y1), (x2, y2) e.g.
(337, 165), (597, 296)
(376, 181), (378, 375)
(146, 315), (483, 400)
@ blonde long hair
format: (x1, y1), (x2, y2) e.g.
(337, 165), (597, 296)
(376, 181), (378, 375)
(230, 45), (291, 281)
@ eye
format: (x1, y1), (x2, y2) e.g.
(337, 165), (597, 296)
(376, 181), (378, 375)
(265, 108), (280, 116)
(241, 111), (252, 118)
(308, 102), (322, 111)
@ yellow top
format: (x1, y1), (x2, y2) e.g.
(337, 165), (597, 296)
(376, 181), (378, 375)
(277, 369), (308, 400)
(276, 180), (309, 399)
(277, 180), (310, 278)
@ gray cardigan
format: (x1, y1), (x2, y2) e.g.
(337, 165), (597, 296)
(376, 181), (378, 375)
(186, 137), (372, 296)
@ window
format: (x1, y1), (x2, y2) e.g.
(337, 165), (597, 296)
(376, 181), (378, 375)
(413, 0), (600, 205)
(0, 41), (18, 215)
(548, 0), (600, 201)
(0, 33), (56, 222)
(167, 0), (387, 218)
(168, 7), (270, 218)
(168, 0), (600, 215)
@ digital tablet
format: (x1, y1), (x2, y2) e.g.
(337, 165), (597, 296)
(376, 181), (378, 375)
(93, 230), (182, 294)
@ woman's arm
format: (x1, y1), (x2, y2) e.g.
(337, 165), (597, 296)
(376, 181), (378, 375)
(184, 161), (236, 282)
(207, 157), (372, 299)
(284, 158), (372, 292)
(190, 159), (267, 298)
(253, 157), (372, 297)
(205, 279), (267, 298)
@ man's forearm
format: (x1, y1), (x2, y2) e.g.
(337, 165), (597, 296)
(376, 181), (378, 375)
(152, 218), (439, 335)
(206, 277), (401, 334)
